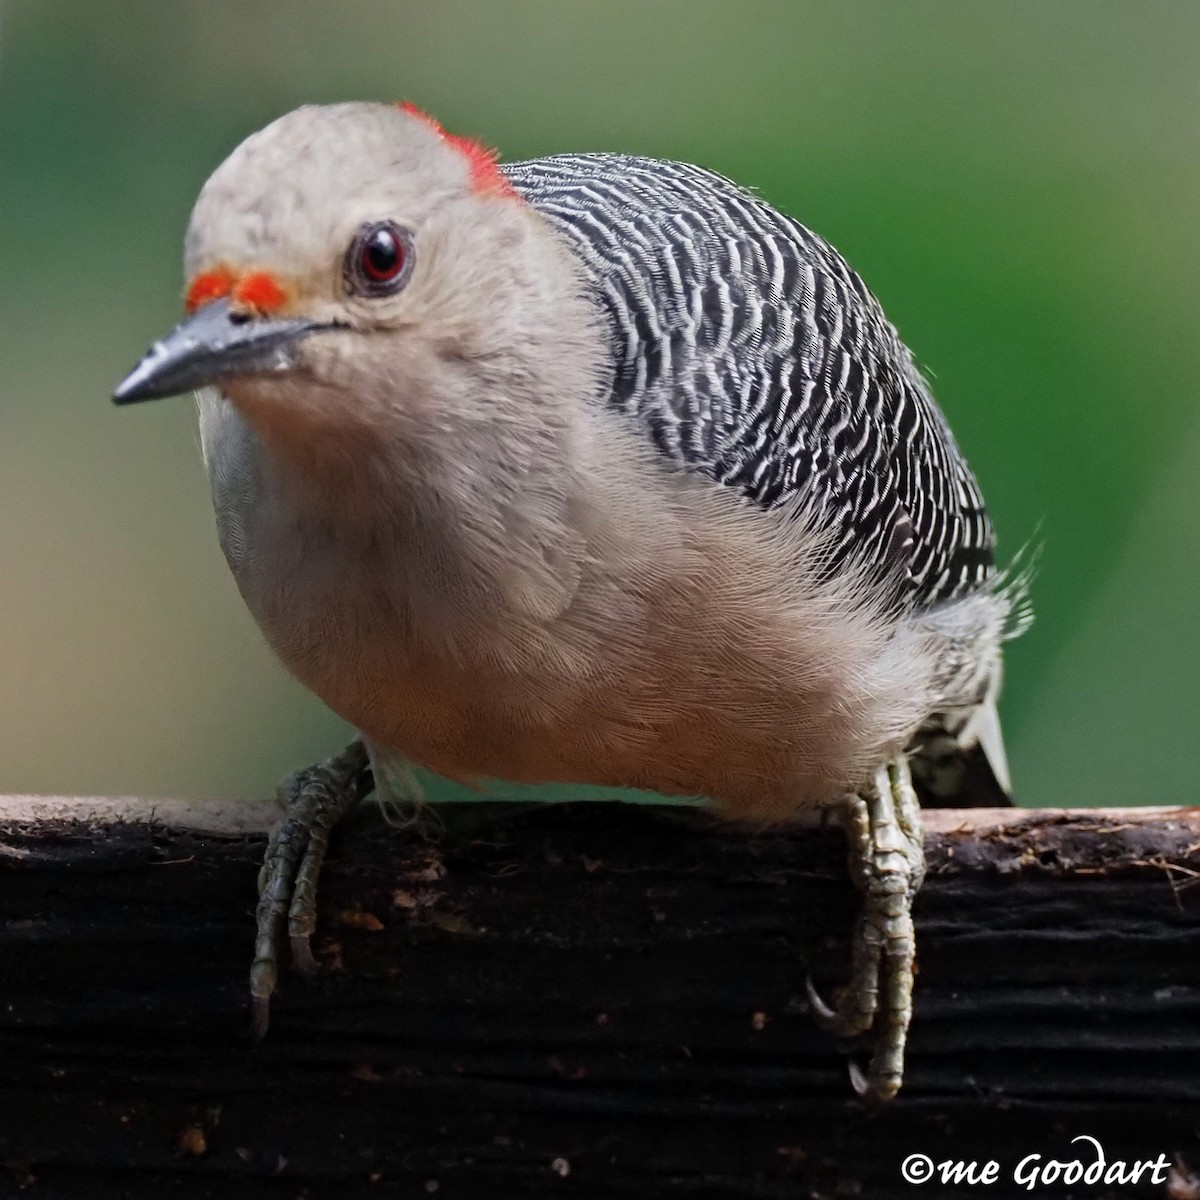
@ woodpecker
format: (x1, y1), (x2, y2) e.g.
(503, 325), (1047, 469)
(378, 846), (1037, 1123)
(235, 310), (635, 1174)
(114, 102), (1021, 1101)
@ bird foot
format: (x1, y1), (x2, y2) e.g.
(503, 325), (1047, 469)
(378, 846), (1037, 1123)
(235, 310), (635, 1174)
(250, 739), (371, 1038)
(807, 758), (925, 1102)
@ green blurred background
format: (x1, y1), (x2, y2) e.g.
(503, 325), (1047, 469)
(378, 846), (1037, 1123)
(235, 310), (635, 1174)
(1, 1), (1197, 808)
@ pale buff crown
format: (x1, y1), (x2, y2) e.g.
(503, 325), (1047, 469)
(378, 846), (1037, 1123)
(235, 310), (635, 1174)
(186, 102), (603, 457)
(185, 103), (466, 294)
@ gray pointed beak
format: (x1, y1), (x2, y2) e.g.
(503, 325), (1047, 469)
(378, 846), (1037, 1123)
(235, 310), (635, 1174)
(113, 298), (336, 405)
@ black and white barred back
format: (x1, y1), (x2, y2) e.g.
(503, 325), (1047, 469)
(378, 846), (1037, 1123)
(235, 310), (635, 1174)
(504, 154), (994, 611)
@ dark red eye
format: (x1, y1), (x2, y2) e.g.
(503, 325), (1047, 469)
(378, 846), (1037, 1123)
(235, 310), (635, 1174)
(346, 221), (414, 296)
(362, 227), (402, 280)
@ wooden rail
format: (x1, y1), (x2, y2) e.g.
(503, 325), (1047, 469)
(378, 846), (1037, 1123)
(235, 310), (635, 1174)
(3, 798), (1199, 1198)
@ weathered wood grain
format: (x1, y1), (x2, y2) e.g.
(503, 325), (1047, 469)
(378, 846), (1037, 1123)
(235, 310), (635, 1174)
(2, 801), (1199, 1199)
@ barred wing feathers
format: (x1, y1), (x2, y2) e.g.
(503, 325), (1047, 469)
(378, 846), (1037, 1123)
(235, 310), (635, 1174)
(505, 153), (994, 609)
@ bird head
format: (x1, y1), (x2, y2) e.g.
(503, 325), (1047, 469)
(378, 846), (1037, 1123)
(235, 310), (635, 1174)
(113, 102), (598, 458)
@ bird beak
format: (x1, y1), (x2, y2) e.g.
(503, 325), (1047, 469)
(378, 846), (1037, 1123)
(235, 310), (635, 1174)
(112, 298), (336, 405)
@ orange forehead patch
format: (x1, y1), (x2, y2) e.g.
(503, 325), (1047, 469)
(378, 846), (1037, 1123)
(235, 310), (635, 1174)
(398, 101), (519, 200)
(185, 267), (235, 313)
(184, 268), (289, 316)
(232, 272), (288, 315)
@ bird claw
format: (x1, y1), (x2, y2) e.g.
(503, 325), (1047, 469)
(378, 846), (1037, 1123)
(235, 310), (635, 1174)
(249, 983), (273, 1042)
(805, 971), (878, 1040)
(847, 1058), (871, 1098)
(803, 972), (840, 1026)
(809, 759), (924, 1102)
(289, 931), (321, 977)
(249, 739), (369, 1034)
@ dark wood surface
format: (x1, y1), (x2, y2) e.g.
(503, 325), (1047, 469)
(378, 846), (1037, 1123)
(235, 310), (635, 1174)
(2, 801), (1199, 1199)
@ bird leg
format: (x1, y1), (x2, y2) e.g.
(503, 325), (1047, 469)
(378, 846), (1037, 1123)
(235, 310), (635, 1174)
(249, 738), (372, 1037)
(806, 757), (925, 1101)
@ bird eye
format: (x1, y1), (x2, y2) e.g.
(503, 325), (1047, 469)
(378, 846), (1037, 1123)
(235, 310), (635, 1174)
(345, 222), (414, 296)
(361, 228), (402, 280)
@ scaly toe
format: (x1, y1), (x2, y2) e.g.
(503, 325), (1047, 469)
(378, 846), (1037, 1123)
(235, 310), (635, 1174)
(249, 739), (369, 1034)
